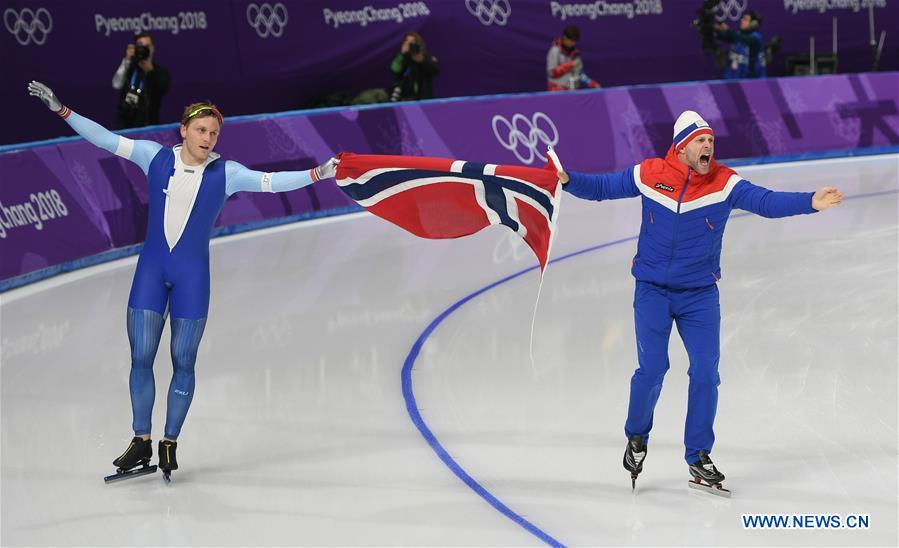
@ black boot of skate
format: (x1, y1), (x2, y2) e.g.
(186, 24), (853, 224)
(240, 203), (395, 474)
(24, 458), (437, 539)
(687, 450), (730, 497)
(112, 437), (152, 470)
(623, 435), (647, 491)
(105, 437), (157, 483)
(158, 440), (178, 483)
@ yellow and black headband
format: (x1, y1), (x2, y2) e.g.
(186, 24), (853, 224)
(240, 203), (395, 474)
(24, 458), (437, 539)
(185, 105), (223, 125)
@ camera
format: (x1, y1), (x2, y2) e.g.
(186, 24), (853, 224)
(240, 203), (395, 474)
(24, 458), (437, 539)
(692, 0), (719, 54)
(409, 42), (421, 54)
(692, 0), (729, 70)
(133, 44), (150, 63)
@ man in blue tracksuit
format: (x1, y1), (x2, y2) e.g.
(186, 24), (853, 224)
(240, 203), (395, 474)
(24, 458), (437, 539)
(558, 111), (843, 490)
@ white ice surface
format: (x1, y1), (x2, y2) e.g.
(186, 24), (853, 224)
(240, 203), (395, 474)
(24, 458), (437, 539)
(1, 154), (896, 546)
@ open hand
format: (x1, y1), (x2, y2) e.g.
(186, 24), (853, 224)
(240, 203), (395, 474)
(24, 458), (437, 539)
(27, 80), (62, 112)
(812, 186), (843, 211)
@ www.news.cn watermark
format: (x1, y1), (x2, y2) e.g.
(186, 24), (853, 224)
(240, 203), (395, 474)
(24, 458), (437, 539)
(742, 513), (870, 530)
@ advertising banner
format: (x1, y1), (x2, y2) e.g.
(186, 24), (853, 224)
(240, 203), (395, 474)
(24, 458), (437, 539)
(1, 72), (897, 284)
(2, 0), (896, 144)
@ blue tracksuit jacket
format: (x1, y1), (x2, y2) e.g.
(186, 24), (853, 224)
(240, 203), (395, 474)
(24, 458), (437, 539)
(565, 147), (816, 289)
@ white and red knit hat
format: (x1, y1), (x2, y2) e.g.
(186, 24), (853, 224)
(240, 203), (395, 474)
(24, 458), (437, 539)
(672, 110), (713, 150)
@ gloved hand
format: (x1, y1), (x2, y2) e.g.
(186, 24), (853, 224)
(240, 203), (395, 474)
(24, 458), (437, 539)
(27, 80), (63, 113)
(587, 80), (601, 89)
(311, 157), (340, 182)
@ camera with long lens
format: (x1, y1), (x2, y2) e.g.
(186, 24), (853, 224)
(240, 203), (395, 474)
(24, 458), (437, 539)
(133, 44), (150, 63)
(692, 0), (719, 54)
(408, 42), (421, 55)
(693, 0), (729, 70)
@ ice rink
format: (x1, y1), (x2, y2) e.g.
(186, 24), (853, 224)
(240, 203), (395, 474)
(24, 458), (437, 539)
(1, 154), (897, 546)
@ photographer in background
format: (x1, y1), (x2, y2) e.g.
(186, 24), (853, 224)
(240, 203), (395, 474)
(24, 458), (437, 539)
(112, 32), (171, 129)
(715, 11), (766, 79)
(546, 26), (600, 91)
(389, 32), (439, 102)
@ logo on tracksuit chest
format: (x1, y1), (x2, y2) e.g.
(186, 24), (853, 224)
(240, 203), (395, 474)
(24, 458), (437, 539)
(654, 182), (675, 192)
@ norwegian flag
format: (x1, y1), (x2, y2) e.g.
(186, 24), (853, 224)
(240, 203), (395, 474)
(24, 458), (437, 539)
(335, 151), (563, 270)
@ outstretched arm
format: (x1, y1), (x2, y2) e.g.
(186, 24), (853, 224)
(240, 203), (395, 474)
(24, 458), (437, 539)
(559, 165), (640, 202)
(27, 80), (161, 175)
(225, 157), (339, 196)
(729, 178), (842, 217)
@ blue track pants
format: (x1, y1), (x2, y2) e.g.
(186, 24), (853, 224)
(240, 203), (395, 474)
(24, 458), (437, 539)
(625, 281), (721, 464)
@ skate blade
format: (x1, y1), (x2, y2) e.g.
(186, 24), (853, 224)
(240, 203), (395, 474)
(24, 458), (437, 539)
(688, 479), (731, 498)
(162, 470), (172, 484)
(104, 464), (158, 484)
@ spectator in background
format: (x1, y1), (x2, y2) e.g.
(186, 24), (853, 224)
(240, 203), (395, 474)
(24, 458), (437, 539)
(547, 26), (600, 91)
(389, 32), (439, 102)
(112, 32), (171, 129)
(715, 11), (766, 79)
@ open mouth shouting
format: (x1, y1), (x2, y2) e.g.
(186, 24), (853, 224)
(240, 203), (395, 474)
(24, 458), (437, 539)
(698, 153), (711, 169)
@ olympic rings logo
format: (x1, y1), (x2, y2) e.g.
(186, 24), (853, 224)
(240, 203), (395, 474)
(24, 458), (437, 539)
(4, 8), (52, 46)
(465, 0), (511, 26)
(247, 2), (288, 38)
(491, 112), (559, 165)
(715, 0), (747, 22)
(493, 229), (530, 264)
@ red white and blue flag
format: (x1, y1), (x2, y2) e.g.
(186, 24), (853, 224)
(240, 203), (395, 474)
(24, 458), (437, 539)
(334, 152), (563, 270)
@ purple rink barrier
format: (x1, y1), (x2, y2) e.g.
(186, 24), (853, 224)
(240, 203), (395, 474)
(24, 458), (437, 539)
(1, 72), (898, 288)
(2, 0), (898, 145)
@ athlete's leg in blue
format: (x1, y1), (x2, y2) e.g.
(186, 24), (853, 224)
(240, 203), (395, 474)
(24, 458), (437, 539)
(162, 255), (210, 440)
(163, 317), (207, 440)
(673, 284), (721, 464)
(126, 307), (166, 436)
(625, 281), (675, 442)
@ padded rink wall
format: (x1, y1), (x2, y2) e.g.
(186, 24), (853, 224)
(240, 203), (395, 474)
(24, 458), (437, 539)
(1, 72), (898, 290)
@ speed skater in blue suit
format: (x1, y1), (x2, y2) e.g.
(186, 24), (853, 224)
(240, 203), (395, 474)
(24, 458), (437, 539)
(28, 80), (339, 481)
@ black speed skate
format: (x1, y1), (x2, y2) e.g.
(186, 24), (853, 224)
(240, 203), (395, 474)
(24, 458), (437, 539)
(158, 440), (178, 484)
(104, 437), (157, 483)
(687, 450), (731, 497)
(623, 435), (647, 491)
